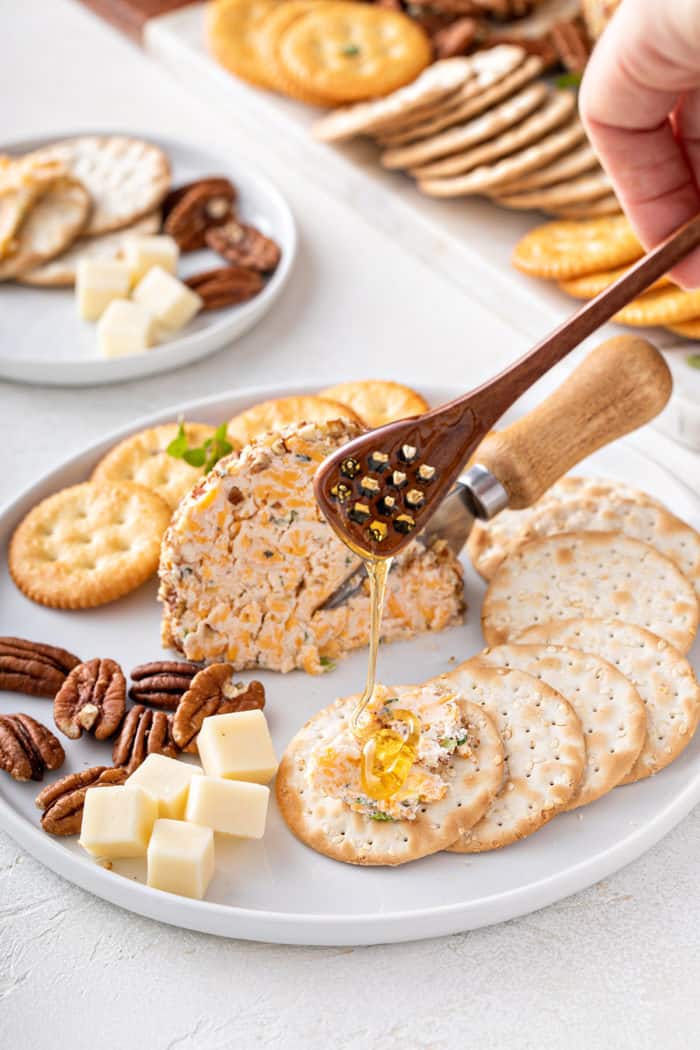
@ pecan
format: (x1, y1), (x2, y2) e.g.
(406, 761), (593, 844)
(112, 705), (178, 774)
(172, 665), (265, 754)
(53, 658), (126, 741)
(129, 660), (202, 709)
(184, 265), (264, 309)
(432, 16), (479, 57)
(550, 18), (591, 74)
(163, 177), (237, 251)
(205, 221), (281, 274)
(0, 636), (81, 698)
(0, 714), (65, 782)
(36, 765), (127, 835)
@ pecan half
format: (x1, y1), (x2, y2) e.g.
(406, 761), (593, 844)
(36, 765), (128, 835)
(112, 705), (178, 774)
(0, 636), (81, 698)
(129, 660), (201, 709)
(172, 665), (265, 754)
(550, 18), (591, 74)
(205, 221), (281, 274)
(432, 16), (479, 57)
(163, 177), (237, 251)
(53, 658), (126, 741)
(184, 265), (264, 309)
(0, 714), (65, 782)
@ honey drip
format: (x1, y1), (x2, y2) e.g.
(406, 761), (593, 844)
(349, 556), (421, 801)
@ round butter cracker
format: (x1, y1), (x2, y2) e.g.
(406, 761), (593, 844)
(227, 395), (362, 448)
(512, 215), (643, 280)
(91, 421), (216, 510)
(9, 481), (172, 609)
(318, 379), (428, 427)
(277, 4), (432, 105)
(207, 0), (285, 89)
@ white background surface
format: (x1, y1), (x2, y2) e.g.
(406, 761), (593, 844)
(1, 1), (699, 1047)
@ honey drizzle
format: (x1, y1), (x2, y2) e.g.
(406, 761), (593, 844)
(347, 554), (421, 802)
(350, 555), (392, 737)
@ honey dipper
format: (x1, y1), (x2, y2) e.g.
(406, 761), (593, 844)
(315, 214), (700, 559)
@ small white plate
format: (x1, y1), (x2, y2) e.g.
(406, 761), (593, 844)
(1, 381), (699, 946)
(0, 134), (296, 386)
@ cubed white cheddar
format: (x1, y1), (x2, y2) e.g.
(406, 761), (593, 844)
(185, 776), (269, 838)
(132, 266), (202, 332)
(76, 259), (131, 321)
(123, 233), (179, 284)
(197, 709), (278, 784)
(97, 299), (158, 358)
(147, 818), (215, 900)
(126, 753), (202, 820)
(79, 784), (157, 859)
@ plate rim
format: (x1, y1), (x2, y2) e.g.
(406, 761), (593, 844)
(2, 379), (700, 946)
(0, 131), (297, 386)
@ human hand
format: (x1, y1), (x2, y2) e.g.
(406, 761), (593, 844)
(579, 0), (700, 288)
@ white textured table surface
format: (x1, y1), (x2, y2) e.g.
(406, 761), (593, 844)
(1, 2), (699, 1047)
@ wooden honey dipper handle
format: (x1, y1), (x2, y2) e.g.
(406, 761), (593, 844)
(474, 335), (672, 509)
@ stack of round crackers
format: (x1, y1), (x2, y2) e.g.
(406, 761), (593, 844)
(513, 215), (700, 340)
(0, 136), (170, 286)
(313, 46), (619, 218)
(278, 473), (700, 866)
(207, 0), (433, 105)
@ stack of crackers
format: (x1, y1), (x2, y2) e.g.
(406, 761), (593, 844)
(514, 215), (700, 340)
(314, 46), (619, 218)
(278, 474), (700, 866)
(0, 136), (170, 286)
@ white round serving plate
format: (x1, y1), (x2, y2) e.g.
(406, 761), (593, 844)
(0, 134), (296, 386)
(1, 381), (699, 946)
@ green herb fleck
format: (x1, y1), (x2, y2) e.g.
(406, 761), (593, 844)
(341, 43), (360, 57)
(320, 656), (336, 671)
(555, 71), (582, 90)
(439, 737), (455, 749)
(166, 418), (233, 474)
(687, 353), (700, 370)
(370, 812), (396, 822)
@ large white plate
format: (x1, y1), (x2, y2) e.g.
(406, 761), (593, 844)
(0, 134), (296, 386)
(1, 381), (699, 946)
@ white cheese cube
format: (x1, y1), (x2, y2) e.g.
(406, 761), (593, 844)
(76, 259), (131, 321)
(185, 776), (269, 838)
(123, 234), (179, 284)
(147, 818), (215, 900)
(97, 299), (158, 358)
(197, 709), (278, 784)
(126, 753), (202, 819)
(79, 785), (157, 859)
(132, 266), (202, 332)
